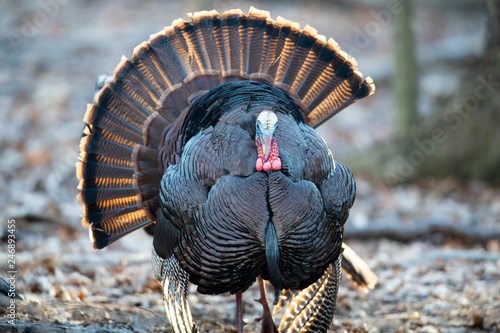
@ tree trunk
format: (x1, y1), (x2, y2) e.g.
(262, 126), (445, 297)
(393, 0), (418, 138)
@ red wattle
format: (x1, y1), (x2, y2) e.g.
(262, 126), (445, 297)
(256, 158), (264, 171)
(256, 133), (281, 172)
(271, 158), (281, 170)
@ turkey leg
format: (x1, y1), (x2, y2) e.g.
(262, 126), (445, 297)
(236, 291), (244, 333)
(257, 277), (278, 333)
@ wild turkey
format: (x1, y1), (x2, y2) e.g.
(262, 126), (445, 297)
(77, 7), (376, 333)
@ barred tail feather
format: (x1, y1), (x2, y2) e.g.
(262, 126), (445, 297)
(77, 59), (161, 249)
(276, 257), (342, 333)
(341, 243), (378, 290)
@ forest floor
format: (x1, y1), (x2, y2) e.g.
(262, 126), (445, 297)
(1, 1), (499, 332)
(1, 178), (500, 333)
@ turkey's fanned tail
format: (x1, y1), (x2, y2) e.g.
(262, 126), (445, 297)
(77, 6), (374, 249)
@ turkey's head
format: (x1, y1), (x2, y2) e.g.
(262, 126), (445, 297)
(255, 110), (281, 172)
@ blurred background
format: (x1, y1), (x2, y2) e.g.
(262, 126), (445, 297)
(0, 0), (499, 332)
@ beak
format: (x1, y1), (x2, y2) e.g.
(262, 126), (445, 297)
(259, 130), (273, 161)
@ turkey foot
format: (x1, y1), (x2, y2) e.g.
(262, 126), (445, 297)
(256, 277), (278, 333)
